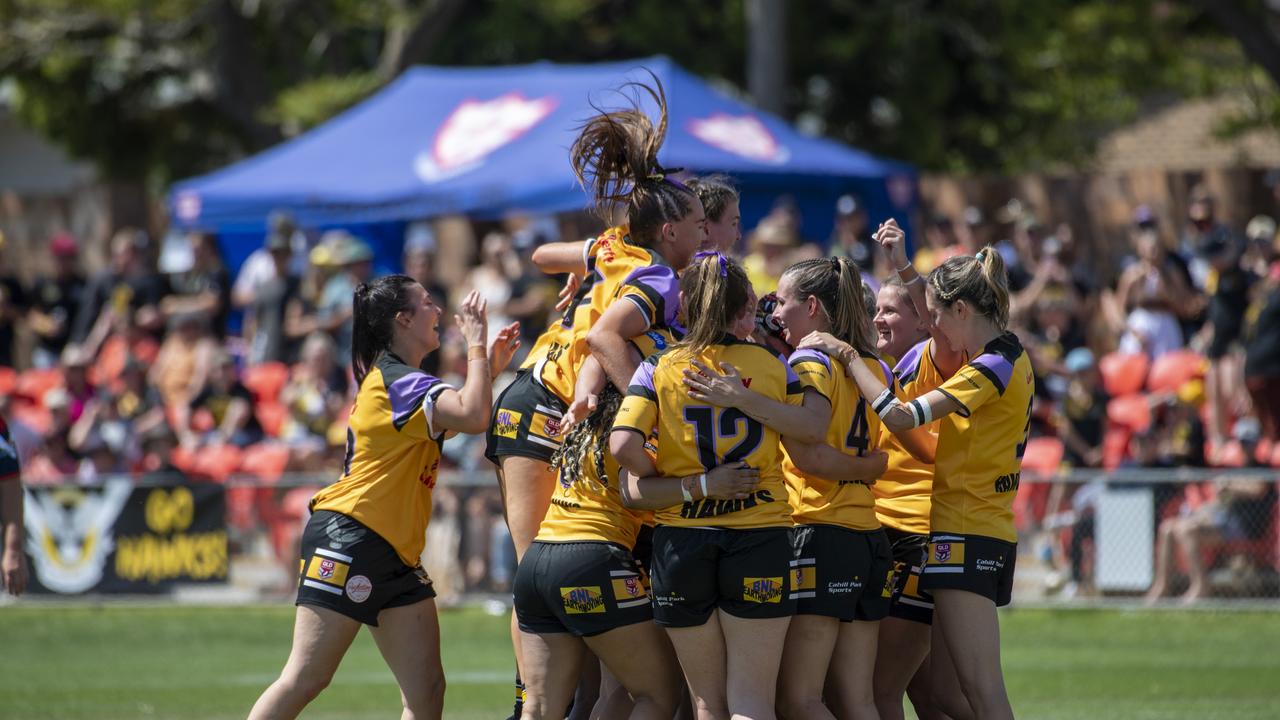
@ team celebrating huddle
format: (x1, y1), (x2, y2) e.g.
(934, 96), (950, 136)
(249, 78), (1032, 720)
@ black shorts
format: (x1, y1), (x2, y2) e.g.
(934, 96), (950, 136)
(883, 525), (934, 625)
(918, 533), (1016, 607)
(632, 523), (655, 591)
(790, 524), (893, 622)
(514, 540), (652, 637)
(296, 510), (436, 626)
(649, 526), (796, 628)
(485, 370), (568, 464)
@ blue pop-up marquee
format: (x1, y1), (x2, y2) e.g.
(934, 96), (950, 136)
(169, 56), (915, 272)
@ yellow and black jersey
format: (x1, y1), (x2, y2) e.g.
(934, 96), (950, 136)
(783, 348), (895, 531)
(311, 352), (452, 566)
(537, 435), (651, 549)
(875, 339), (959, 535)
(613, 335), (803, 529)
(520, 225), (680, 404)
(931, 332), (1035, 544)
(536, 328), (675, 548)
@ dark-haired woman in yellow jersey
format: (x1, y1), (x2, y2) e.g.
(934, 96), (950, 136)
(801, 243), (1032, 720)
(514, 333), (696, 720)
(248, 278), (519, 720)
(482, 78), (705, 716)
(610, 253), (829, 720)
(682, 256), (933, 720)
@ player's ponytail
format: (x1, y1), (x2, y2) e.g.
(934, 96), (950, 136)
(674, 252), (751, 359)
(551, 386), (624, 488)
(781, 257), (877, 357)
(569, 72), (697, 253)
(928, 249), (1010, 330)
(351, 274), (419, 387)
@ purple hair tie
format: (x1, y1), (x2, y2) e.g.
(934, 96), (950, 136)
(647, 166), (689, 192)
(693, 250), (729, 277)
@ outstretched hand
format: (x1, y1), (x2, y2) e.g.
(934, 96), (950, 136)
(683, 360), (750, 407)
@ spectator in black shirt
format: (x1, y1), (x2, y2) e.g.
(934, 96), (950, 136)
(1245, 264), (1280, 449)
(72, 228), (169, 343)
(0, 234), (26, 369)
(162, 231), (231, 338)
(179, 352), (263, 449)
(1056, 348), (1109, 468)
(27, 232), (85, 369)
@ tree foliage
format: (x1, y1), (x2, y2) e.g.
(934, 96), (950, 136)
(0, 0), (1274, 185)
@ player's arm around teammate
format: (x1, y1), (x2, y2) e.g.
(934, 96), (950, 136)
(248, 280), (517, 720)
(801, 249), (1029, 720)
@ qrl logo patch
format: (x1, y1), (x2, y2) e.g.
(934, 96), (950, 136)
(935, 543), (951, 563)
(743, 577), (784, 604)
(530, 412), (562, 441)
(494, 409), (522, 439)
(930, 541), (965, 565)
(318, 559), (335, 579)
(560, 586), (605, 614)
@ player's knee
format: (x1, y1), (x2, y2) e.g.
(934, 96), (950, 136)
(402, 672), (445, 714)
(280, 669), (333, 703)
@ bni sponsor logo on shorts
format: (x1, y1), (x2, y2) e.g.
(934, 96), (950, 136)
(743, 577), (784, 604)
(494, 409), (522, 439)
(560, 586), (605, 614)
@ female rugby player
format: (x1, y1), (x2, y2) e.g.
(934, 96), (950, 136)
(802, 245), (1031, 720)
(248, 279), (518, 720)
(485, 76), (704, 715)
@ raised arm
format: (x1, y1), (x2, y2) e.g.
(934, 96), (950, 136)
(432, 292), (518, 434)
(531, 240), (588, 276)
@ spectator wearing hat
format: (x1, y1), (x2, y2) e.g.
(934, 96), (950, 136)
(0, 232), (26, 369)
(231, 211), (304, 311)
(742, 216), (796, 295)
(246, 230), (303, 366)
(1199, 229), (1257, 453)
(1244, 254), (1280, 450)
(1055, 348), (1109, 468)
(71, 227), (168, 344)
(162, 231), (231, 338)
(27, 232), (85, 369)
(314, 230), (373, 363)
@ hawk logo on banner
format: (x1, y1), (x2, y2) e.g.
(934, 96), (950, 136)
(415, 93), (558, 182)
(24, 480), (133, 594)
(688, 114), (790, 164)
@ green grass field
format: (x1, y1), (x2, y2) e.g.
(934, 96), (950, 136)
(1, 604), (1277, 719)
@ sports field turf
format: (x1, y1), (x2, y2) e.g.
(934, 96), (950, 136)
(1, 604), (1277, 719)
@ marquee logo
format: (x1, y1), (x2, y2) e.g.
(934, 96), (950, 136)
(415, 93), (558, 182)
(688, 114), (789, 164)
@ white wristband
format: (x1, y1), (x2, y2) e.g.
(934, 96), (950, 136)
(681, 478), (694, 503)
(699, 473), (708, 499)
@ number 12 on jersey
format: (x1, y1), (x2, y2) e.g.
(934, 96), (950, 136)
(683, 406), (764, 471)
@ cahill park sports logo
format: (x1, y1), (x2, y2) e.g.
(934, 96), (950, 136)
(743, 576), (784, 603)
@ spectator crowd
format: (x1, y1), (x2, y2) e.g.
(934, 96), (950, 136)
(1, 181), (1277, 599)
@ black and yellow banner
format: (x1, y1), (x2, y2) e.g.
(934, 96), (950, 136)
(20, 479), (229, 594)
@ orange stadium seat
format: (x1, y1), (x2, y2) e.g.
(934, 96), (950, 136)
(15, 367), (63, 402)
(1102, 425), (1131, 469)
(240, 443), (290, 483)
(1146, 349), (1205, 393)
(193, 443), (244, 483)
(1020, 436), (1065, 477)
(1098, 352), (1149, 397)
(255, 402), (289, 438)
(1107, 394), (1152, 432)
(0, 366), (17, 396)
(243, 362), (290, 403)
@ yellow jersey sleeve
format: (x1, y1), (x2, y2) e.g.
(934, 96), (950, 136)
(383, 365), (452, 441)
(787, 348), (836, 404)
(615, 265), (680, 330)
(935, 350), (1014, 418)
(614, 356), (660, 437)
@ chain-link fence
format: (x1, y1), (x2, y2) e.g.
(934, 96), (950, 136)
(14, 468), (1280, 605)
